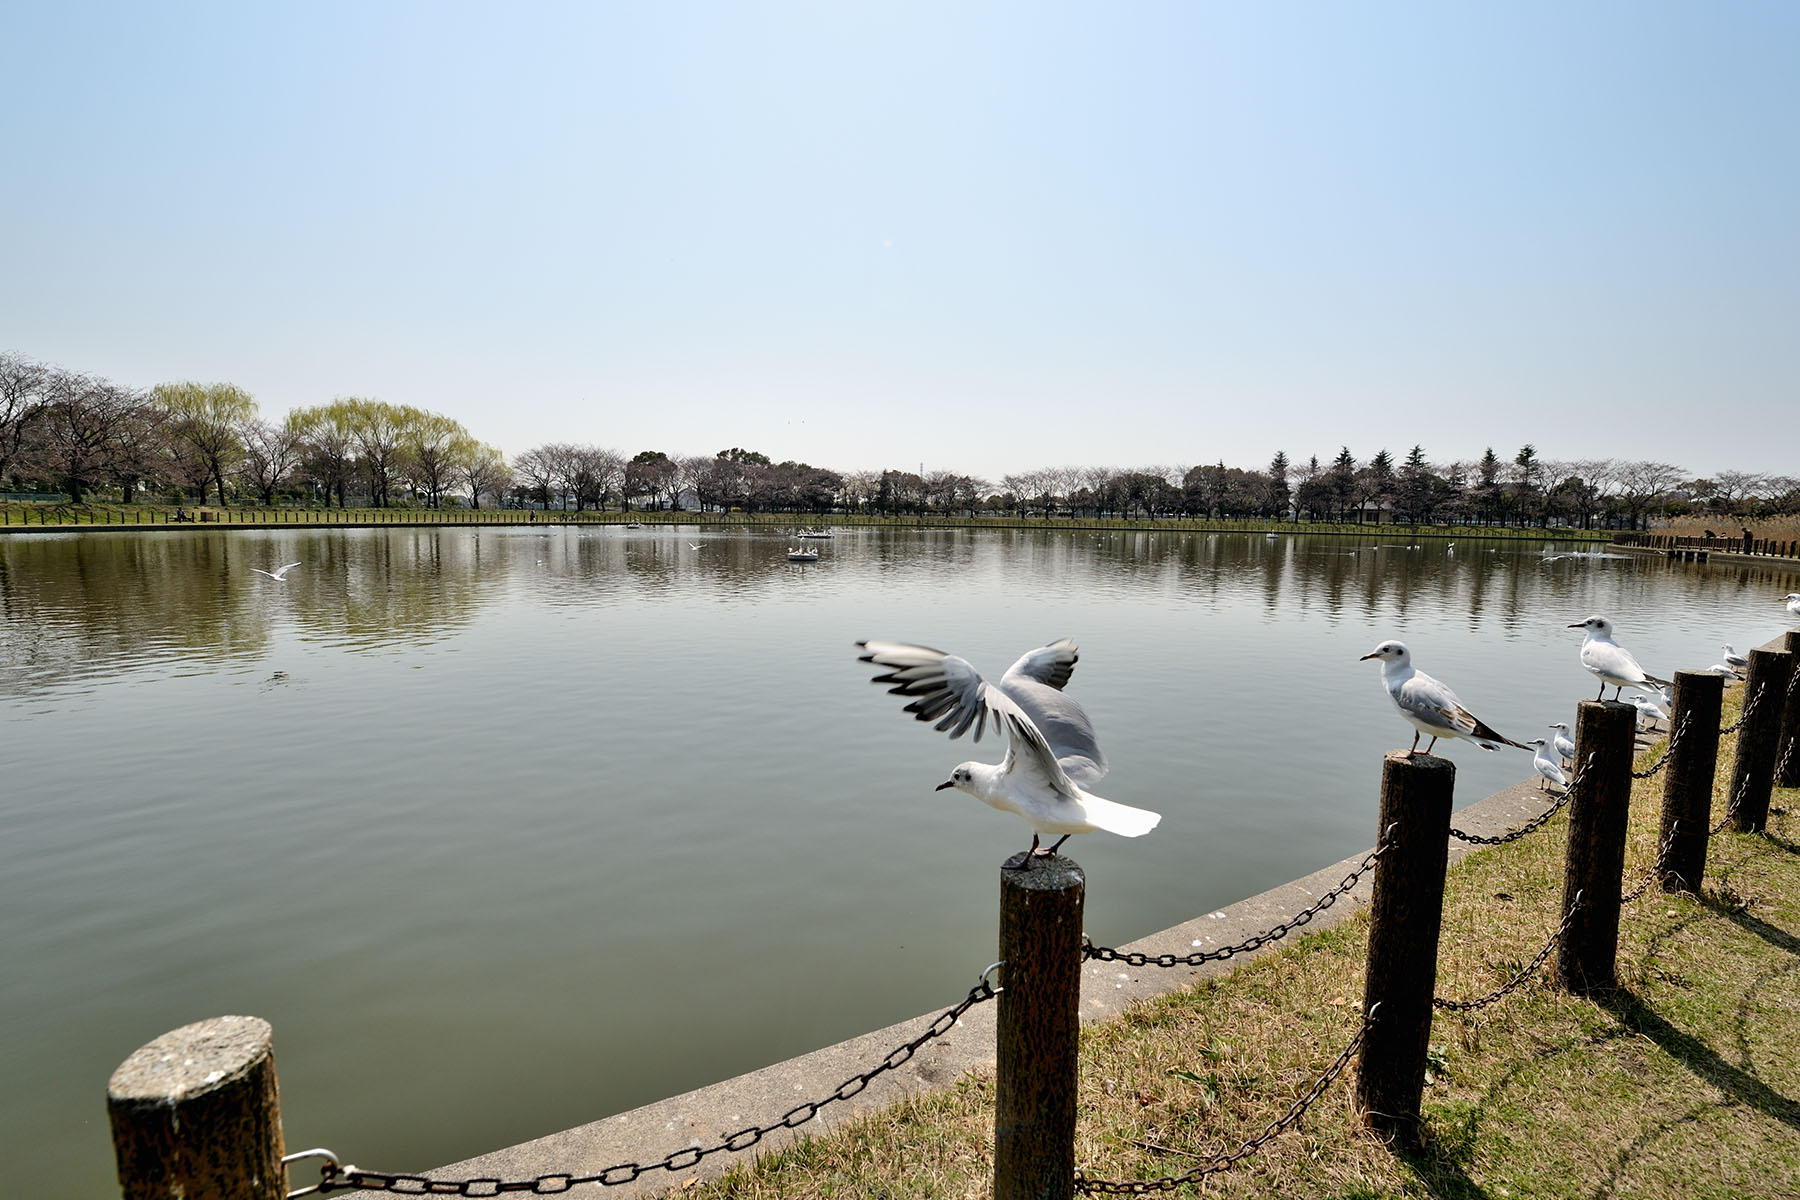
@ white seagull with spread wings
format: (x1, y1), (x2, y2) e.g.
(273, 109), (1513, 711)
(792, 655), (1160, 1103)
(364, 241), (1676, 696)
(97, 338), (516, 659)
(250, 562), (301, 581)
(1361, 640), (1530, 756)
(857, 638), (1160, 868)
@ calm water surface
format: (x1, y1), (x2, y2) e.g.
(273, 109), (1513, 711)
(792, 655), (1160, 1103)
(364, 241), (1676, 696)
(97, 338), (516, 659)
(4, 525), (1796, 1194)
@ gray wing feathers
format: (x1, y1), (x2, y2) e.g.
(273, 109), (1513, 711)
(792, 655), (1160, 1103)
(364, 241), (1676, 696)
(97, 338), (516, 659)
(856, 641), (991, 741)
(1003, 639), (1080, 691)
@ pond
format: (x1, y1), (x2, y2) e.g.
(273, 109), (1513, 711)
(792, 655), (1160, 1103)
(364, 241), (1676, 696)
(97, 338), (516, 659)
(3, 524), (1794, 1194)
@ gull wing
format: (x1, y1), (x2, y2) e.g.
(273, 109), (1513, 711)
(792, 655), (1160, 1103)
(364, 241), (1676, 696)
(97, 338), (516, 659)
(858, 641), (997, 743)
(999, 639), (1108, 783)
(1398, 671), (1526, 750)
(1002, 639), (1080, 691)
(988, 688), (1083, 801)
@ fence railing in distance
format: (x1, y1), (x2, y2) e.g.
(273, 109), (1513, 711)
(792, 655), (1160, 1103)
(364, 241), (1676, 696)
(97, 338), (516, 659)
(1355, 751), (1453, 1145)
(1555, 700), (1636, 995)
(1658, 671), (1724, 893)
(108, 1016), (286, 1200)
(996, 856), (1085, 1200)
(1778, 632), (1800, 790)
(1729, 649), (1795, 832)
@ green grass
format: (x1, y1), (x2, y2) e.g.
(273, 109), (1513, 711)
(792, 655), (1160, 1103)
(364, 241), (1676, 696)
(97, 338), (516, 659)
(692, 689), (1800, 1199)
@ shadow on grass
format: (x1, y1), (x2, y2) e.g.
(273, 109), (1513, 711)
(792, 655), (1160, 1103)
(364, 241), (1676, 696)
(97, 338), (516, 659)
(1596, 987), (1800, 1133)
(1393, 1124), (1495, 1200)
(1696, 890), (1800, 957)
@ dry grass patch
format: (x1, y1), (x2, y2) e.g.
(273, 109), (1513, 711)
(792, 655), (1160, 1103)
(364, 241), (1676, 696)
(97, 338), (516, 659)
(695, 687), (1800, 1199)
(1659, 515), (1800, 542)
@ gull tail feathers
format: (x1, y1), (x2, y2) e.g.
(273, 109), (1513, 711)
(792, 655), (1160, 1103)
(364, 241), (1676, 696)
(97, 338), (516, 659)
(1471, 718), (1531, 752)
(1081, 796), (1162, 838)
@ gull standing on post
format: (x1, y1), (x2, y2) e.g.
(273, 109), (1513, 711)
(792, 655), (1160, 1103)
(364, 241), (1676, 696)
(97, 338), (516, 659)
(1569, 615), (1671, 702)
(1360, 641), (1530, 756)
(857, 638), (1159, 868)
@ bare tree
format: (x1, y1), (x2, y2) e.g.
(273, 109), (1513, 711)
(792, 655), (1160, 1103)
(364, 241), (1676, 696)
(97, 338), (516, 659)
(0, 353), (50, 488)
(29, 372), (145, 502)
(238, 417), (307, 505)
(511, 446), (558, 508)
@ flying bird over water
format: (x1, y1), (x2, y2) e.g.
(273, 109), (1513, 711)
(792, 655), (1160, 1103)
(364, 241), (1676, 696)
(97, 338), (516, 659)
(1569, 615), (1671, 702)
(250, 562), (301, 581)
(857, 638), (1158, 868)
(1360, 640), (1530, 756)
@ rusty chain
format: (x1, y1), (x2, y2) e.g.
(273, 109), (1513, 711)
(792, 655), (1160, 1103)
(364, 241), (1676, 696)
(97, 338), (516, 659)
(1631, 714), (1690, 780)
(1072, 1006), (1376, 1195)
(1450, 754), (1594, 845)
(298, 963), (1004, 1196)
(1622, 820), (1684, 905)
(1434, 890), (1582, 1013)
(1082, 831), (1392, 969)
(1718, 681), (1768, 737)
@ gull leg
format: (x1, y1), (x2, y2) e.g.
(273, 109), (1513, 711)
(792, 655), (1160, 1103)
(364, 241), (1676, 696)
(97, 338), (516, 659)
(1037, 834), (1071, 858)
(1004, 835), (1041, 871)
(1409, 730), (1422, 755)
(1424, 736), (1439, 756)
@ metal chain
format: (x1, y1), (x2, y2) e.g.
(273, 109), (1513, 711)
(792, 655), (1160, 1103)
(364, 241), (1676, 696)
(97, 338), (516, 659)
(1072, 1006), (1377, 1195)
(1631, 714), (1690, 780)
(1083, 833), (1393, 969)
(1709, 755), (1762, 837)
(1622, 821), (1682, 905)
(1718, 682), (1768, 737)
(1450, 753), (1595, 845)
(1434, 891), (1582, 1013)
(302, 965), (1004, 1196)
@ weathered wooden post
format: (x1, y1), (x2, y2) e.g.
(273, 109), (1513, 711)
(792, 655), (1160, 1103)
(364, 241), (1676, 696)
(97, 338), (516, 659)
(1658, 670), (1724, 893)
(994, 855), (1085, 1200)
(1555, 700), (1636, 994)
(1355, 752), (1453, 1145)
(108, 1015), (286, 1200)
(1727, 647), (1795, 833)
(1778, 632), (1800, 790)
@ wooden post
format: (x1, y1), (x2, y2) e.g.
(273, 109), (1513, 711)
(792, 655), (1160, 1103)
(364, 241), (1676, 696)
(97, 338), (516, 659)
(1658, 670), (1724, 893)
(1556, 700), (1636, 994)
(994, 855), (1084, 1200)
(1728, 647), (1795, 832)
(1779, 632), (1800, 790)
(108, 1015), (286, 1200)
(1355, 752), (1453, 1144)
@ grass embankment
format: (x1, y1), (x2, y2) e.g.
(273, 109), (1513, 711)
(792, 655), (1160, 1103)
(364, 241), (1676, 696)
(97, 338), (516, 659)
(0, 502), (1610, 542)
(1659, 515), (1800, 544)
(698, 688), (1799, 1199)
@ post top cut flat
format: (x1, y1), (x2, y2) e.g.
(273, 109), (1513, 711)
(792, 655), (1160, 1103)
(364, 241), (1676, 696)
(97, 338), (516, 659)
(108, 1015), (273, 1104)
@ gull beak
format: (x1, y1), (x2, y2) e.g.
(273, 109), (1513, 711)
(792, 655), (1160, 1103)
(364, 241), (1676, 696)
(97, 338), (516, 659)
(1566, 622), (1585, 629)
(935, 780), (956, 791)
(1359, 651), (1379, 661)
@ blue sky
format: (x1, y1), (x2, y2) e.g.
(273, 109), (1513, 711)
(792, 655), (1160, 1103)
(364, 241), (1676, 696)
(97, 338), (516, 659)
(5, 2), (1796, 482)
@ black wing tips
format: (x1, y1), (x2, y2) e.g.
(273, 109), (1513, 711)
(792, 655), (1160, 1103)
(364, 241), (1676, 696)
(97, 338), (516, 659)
(857, 641), (989, 742)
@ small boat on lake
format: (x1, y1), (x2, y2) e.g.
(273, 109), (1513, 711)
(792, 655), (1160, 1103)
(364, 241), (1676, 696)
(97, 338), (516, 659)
(798, 530), (833, 539)
(786, 547), (821, 562)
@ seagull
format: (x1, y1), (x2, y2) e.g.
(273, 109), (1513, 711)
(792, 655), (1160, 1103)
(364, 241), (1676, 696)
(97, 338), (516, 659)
(1360, 641), (1530, 756)
(1569, 615), (1672, 702)
(1628, 691), (1669, 730)
(1707, 662), (1742, 680)
(1527, 739), (1569, 793)
(1721, 645), (1748, 672)
(858, 638), (1158, 868)
(1548, 721), (1576, 769)
(1787, 593), (1800, 620)
(250, 562), (301, 581)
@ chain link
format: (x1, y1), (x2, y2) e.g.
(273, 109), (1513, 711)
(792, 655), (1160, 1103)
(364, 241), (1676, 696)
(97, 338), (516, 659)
(1631, 714), (1689, 780)
(1434, 891), (1582, 1013)
(307, 967), (1003, 1195)
(1718, 681), (1768, 737)
(1072, 1007), (1376, 1195)
(1083, 833), (1392, 969)
(1622, 820), (1683, 905)
(1450, 753), (1595, 845)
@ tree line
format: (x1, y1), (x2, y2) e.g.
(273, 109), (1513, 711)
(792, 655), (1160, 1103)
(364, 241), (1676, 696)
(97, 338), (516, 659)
(3, 351), (1795, 526)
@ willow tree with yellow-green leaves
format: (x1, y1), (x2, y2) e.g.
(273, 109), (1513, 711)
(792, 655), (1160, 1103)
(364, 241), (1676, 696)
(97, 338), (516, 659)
(151, 381), (257, 506)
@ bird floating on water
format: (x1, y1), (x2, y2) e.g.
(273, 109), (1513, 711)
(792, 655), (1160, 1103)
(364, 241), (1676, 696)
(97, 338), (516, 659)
(857, 638), (1159, 868)
(1569, 615), (1671, 702)
(1360, 641), (1529, 756)
(250, 562), (301, 581)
